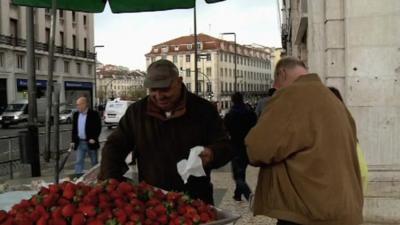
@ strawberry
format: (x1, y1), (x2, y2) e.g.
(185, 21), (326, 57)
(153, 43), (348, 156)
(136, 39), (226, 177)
(113, 209), (127, 224)
(61, 204), (76, 218)
(79, 205), (97, 217)
(158, 215), (168, 224)
(199, 212), (210, 223)
(57, 197), (70, 206)
(117, 181), (133, 194)
(87, 219), (104, 225)
(71, 213), (85, 225)
(52, 218), (67, 225)
(146, 208), (157, 220)
(31, 194), (43, 205)
(49, 184), (60, 194)
(154, 204), (167, 215)
(37, 216), (48, 225)
(123, 204), (134, 214)
(51, 207), (63, 219)
(43, 193), (58, 208)
(63, 183), (76, 200)
(96, 210), (112, 221)
(0, 210), (8, 222)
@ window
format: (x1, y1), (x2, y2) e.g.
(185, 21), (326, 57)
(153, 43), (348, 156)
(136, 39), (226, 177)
(59, 10), (64, 18)
(161, 46), (168, 53)
(229, 83), (232, 92)
(88, 64), (92, 75)
(17, 55), (24, 69)
(64, 61), (69, 73)
(84, 38), (87, 52)
(186, 69), (191, 77)
(72, 12), (76, 22)
(196, 42), (202, 50)
(220, 53), (223, 61)
(185, 55), (190, 62)
(77, 62), (81, 74)
(161, 55), (167, 60)
(151, 57), (155, 63)
(206, 82), (212, 93)
(224, 53), (227, 62)
(83, 15), (87, 25)
(206, 67), (212, 77)
(229, 69), (232, 77)
(60, 31), (64, 47)
(72, 35), (76, 50)
(221, 82), (224, 92)
(206, 54), (211, 61)
(10, 19), (18, 40)
(0, 52), (4, 67)
(187, 44), (192, 50)
(228, 54), (231, 63)
(36, 57), (41, 71)
(173, 55), (178, 63)
(220, 68), (223, 77)
(45, 28), (50, 44)
(186, 83), (191, 91)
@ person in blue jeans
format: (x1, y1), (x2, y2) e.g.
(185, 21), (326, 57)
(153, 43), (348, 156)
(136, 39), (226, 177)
(71, 96), (102, 175)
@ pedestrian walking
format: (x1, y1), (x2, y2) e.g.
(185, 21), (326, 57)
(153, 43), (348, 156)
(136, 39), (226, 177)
(71, 96), (102, 176)
(98, 59), (232, 204)
(255, 88), (276, 118)
(246, 57), (363, 225)
(224, 92), (257, 201)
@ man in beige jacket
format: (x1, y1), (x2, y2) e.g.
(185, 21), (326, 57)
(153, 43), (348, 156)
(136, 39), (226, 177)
(245, 57), (363, 225)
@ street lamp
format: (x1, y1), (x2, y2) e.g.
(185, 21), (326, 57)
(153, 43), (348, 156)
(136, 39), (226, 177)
(93, 45), (104, 107)
(181, 68), (213, 100)
(221, 32), (237, 92)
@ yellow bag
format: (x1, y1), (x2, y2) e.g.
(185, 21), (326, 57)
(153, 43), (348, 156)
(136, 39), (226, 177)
(357, 143), (368, 192)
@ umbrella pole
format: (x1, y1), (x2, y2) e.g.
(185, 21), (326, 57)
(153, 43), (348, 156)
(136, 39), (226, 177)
(44, 0), (57, 163)
(194, 1), (199, 95)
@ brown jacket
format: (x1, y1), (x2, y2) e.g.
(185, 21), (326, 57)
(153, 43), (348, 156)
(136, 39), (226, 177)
(98, 88), (232, 204)
(245, 74), (363, 225)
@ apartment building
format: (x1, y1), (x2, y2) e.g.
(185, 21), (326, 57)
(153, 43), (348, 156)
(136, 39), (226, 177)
(145, 33), (272, 109)
(0, 0), (95, 108)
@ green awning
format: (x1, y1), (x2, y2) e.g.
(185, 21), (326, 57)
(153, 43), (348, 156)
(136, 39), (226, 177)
(12, 0), (224, 13)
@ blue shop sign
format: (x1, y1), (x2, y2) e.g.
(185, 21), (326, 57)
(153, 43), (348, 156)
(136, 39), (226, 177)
(17, 79), (48, 88)
(65, 81), (92, 89)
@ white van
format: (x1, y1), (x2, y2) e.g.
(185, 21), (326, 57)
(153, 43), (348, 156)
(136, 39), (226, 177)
(104, 99), (134, 129)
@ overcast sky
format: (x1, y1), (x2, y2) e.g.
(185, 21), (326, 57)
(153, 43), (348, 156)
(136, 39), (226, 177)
(94, 0), (281, 70)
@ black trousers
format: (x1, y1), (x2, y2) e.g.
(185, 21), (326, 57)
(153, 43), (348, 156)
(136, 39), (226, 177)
(231, 155), (251, 200)
(277, 220), (302, 225)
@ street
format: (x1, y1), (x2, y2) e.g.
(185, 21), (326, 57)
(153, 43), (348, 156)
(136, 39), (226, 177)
(0, 122), (114, 178)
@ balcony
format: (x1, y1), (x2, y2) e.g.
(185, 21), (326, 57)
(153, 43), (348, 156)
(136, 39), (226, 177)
(0, 34), (95, 60)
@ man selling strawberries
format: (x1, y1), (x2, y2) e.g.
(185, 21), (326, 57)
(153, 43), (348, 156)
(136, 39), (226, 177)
(99, 59), (232, 204)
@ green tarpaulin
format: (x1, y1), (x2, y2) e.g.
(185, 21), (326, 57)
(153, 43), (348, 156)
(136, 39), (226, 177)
(12, 0), (224, 13)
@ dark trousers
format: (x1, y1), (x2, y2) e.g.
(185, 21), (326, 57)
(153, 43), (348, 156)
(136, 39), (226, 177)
(231, 155), (251, 200)
(277, 220), (302, 225)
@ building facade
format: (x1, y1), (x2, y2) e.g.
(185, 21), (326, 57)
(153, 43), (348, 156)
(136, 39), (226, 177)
(145, 33), (272, 110)
(0, 0), (95, 108)
(281, 0), (400, 222)
(97, 64), (145, 103)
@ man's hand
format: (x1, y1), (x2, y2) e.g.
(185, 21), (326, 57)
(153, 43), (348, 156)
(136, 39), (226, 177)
(88, 139), (96, 144)
(199, 147), (214, 167)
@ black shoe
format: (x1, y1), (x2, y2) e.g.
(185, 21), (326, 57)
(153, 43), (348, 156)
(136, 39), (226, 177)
(233, 195), (242, 201)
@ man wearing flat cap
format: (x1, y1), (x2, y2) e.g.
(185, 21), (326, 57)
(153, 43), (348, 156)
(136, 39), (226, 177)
(99, 59), (232, 204)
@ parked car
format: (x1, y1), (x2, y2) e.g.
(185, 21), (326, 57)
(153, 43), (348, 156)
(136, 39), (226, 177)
(59, 109), (76, 124)
(0, 100), (28, 128)
(104, 99), (134, 129)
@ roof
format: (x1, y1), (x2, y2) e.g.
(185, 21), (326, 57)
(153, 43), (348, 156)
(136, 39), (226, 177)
(145, 33), (271, 60)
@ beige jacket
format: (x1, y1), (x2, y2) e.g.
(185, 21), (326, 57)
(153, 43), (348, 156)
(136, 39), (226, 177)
(245, 74), (363, 225)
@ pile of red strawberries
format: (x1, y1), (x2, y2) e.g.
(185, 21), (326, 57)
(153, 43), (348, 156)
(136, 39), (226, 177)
(0, 179), (217, 225)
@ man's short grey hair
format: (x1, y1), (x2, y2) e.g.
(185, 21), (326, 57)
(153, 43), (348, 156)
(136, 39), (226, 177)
(274, 56), (307, 79)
